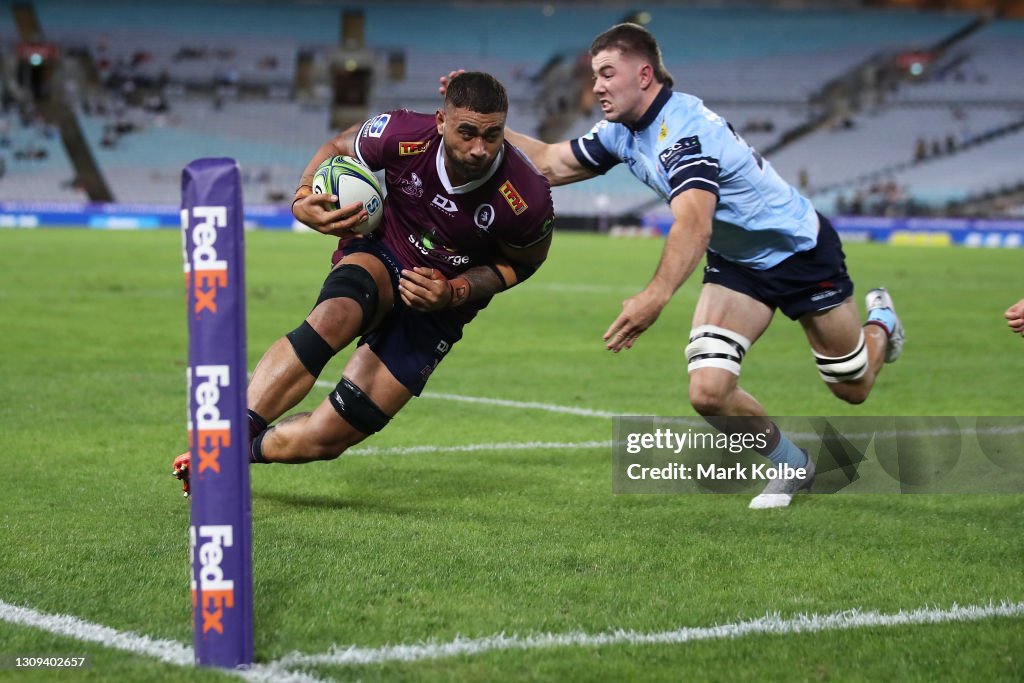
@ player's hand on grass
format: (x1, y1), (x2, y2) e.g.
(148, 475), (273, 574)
(438, 69), (466, 97)
(603, 287), (670, 352)
(400, 267), (455, 312)
(1005, 299), (1024, 336)
(293, 193), (369, 238)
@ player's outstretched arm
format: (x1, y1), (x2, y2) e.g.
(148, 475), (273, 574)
(1006, 299), (1024, 336)
(604, 189), (715, 352)
(505, 131), (597, 187)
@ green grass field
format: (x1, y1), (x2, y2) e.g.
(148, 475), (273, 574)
(1, 228), (1022, 682)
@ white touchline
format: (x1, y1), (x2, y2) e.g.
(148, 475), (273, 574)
(275, 601), (1024, 668)
(0, 600), (329, 683)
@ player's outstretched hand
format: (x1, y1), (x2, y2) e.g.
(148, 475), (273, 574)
(438, 69), (466, 97)
(1005, 298), (1024, 336)
(603, 288), (670, 353)
(293, 193), (369, 237)
(400, 267), (453, 311)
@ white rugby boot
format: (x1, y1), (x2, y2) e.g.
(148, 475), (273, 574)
(749, 451), (815, 510)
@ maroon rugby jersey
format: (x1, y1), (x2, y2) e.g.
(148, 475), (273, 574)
(336, 109), (554, 321)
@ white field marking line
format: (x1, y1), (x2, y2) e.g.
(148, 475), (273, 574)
(346, 440), (610, 457)
(528, 282), (641, 294)
(0, 600), (331, 683)
(421, 392), (620, 419)
(275, 601), (1024, 668)
(312, 380), (619, 419)
(312, 380), (1024, 439)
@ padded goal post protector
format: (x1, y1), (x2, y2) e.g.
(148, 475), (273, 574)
(182, 158), (254, 668)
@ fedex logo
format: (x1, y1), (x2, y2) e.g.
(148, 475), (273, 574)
(183, 206), (229, 315)
(190, 525), (236, 635)
(187, 365), (231, 475)
(499, 181), (528, 215)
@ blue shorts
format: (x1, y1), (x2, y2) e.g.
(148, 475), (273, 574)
(337, 236), (464, 396)
(702, 214), (854, 321)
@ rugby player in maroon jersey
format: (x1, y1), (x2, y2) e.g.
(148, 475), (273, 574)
(173, 72), (553, 494)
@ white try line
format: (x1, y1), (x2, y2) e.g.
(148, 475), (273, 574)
(276, 600), (1024, 668)
(0, 599), (328, 683)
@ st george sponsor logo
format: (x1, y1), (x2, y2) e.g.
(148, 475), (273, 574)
(182, 206), (229, 316)
(186, 365), (232, 475)
(499, 180), (528, 215)
(398, 140), (428, 156)
(190, 525), (236, 635)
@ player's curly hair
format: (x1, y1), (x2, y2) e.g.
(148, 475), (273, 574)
(590, 23), (675, 88)
(444, 72), (509, 114)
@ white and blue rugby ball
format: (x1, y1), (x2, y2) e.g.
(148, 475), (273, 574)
(312, 155), (383, 235)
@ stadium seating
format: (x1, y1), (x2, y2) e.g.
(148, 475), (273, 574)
(1, 1), (1021, 219)
(75, 98), (332, 204)
(0, 116), (84, 202)
(768, 105), (1022, 191)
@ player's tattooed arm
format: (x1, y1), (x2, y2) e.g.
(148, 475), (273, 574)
(398, 265), (503, 311)
(399, 231), (551, 311)
(490, 229), (552, 290)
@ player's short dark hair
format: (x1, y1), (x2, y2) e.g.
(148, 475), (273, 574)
(444, 72), (509, 115)
(590, 23), (674, 88)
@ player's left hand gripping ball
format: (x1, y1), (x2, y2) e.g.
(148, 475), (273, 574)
(172, 452), (191, 498)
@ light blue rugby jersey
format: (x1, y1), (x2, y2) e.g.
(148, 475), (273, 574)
(571, 88), (820, 269)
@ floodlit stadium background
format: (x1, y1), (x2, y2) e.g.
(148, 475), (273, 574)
(1, 1), (1022, 681)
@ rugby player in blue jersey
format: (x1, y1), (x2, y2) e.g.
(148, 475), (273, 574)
(444, 24), (904, 509)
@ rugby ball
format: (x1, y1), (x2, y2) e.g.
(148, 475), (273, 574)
(311, 155), (383, 235)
